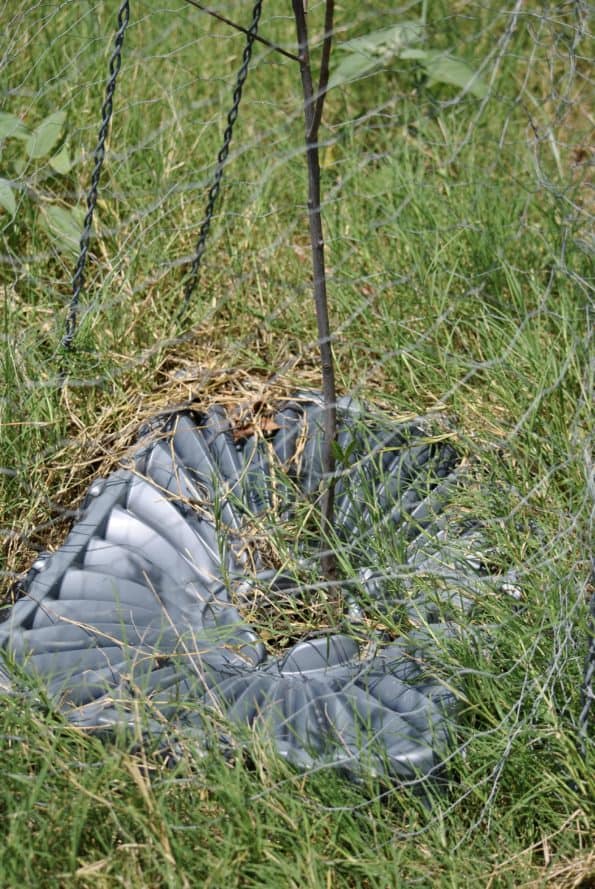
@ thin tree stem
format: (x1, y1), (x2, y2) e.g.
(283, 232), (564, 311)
(311, 0), (334, 138)
(292, 0), (337, 581)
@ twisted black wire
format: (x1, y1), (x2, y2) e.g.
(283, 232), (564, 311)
(62, 0), (131, 351)
(180, 0), (263, 314)
(579, 568), (595, 756)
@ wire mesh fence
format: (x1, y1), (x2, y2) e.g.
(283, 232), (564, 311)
(0, 1), (593, 883)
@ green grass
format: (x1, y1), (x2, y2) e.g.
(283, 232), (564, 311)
(1, 1), (593, 886)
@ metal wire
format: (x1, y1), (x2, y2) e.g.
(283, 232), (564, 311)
(180, 0), (263, 315)
(62, 0), (263, 347)
(62, 0), (130, 352)
(579, 569), (594, 756)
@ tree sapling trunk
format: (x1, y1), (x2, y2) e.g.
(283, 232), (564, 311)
(292, 0), (338, 581)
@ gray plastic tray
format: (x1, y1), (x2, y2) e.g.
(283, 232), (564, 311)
(0, 393), (510, 782)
